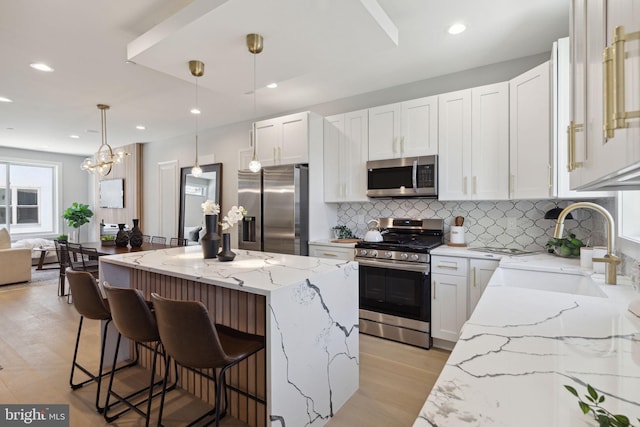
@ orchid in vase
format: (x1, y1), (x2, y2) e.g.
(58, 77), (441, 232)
(218, 205), (247, 262)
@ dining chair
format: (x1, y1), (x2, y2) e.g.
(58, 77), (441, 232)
(53, 240), (70, 297)
(169, 237), (187, 247)
(79, 245), (100, 277)
(150, 236), (166, 245)
(141, 235), (150, 243)
(66, 242), (86, 271)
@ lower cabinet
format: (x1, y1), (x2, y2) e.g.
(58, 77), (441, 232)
(468, 258), (500, 317)
(431, 256), (468, 342)
(308, 243), (355, 261)
(431, 255), (499, 344)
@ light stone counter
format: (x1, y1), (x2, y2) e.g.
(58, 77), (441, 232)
(100, 245), (359, 427)
(414, 253), (640, 426)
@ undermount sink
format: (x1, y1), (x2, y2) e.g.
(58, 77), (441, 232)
(489, 267), (607, 298)
(468, 247), (536, 256)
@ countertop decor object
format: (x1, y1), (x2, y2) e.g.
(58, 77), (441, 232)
(115, 223), (129, 248)
(128, 219), (143, 248)
(217, 205), (247, 262)
(200, 214), (220, 259)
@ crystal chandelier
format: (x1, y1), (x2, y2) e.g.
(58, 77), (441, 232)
(81, 104), (129, 176)
(189, 60), (204, 177)
(247, 33), (263, 173)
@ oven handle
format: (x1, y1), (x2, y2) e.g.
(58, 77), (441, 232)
(357, 258), (429, 273)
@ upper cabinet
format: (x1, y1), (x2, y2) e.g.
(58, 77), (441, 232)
(323, 110), (369, 202)
(438, 83), (509, 201)
(509, 61), (552, 199)
(368, 96), (438, 161)
(255, 111), (309, 167)
(569, 0), (640, 190)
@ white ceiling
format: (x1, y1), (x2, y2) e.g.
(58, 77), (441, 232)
(0, 0), (569, 156)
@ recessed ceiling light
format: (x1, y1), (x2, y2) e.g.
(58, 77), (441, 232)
(69, 134), (80, 139)
(266, 83), (278, 89)
(190, 108), (201, 115)
(30, 62), (54, 72)
(136, 125), (146, 130)
(448, 23), (466, 35)
(0, 96), (13, 103)
(5, 127), (14, 131)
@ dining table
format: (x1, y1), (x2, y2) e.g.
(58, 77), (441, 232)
(80, 241), (171, 256)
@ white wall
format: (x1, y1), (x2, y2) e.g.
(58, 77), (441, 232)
(0, 146), (91, 240)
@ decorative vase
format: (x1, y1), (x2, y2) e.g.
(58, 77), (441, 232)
(115, 223), (129, 247)
(217, 233), (236, 262)
(201, 214), (220, 259)
(129, 218), (143, 248)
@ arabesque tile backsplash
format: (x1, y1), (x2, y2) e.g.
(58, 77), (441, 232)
(337, 197), (616, 253)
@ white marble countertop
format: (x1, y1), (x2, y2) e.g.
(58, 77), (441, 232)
(99, 245), (355, 296)
(431, 245), (505, 260)
(415, 253), (640, 426)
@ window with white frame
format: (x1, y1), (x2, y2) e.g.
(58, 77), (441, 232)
(0, 162), (57, 235)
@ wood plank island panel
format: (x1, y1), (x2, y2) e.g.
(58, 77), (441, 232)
(132, 269), (267, 427)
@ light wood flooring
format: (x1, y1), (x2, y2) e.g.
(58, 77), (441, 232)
(0, 268), (450, 427)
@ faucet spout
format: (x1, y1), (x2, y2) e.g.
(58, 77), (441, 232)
(554, 202), (619, 284)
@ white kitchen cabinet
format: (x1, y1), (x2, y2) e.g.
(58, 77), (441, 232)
(509, 61), (552, 199)
(467, 258), (499, 318)
(569, 0), (640, 190)
(255, 111), (309, 167)
(431, 256), (468, 342)
(308, 242), (355, 261)
(554, 36), (611, 198)
(368, 96), (438, 161)
(438, 83), (509, 201)
(323, 110), (369, 202)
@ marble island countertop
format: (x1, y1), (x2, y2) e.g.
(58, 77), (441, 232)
(415, 253), (640, 426)
(99, 244), (356, 296)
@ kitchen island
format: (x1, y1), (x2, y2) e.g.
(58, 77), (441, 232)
(414, 254), (640, 426)
(99, 245), (359, 427)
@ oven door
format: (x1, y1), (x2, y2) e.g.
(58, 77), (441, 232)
(357, 258), (430, 322)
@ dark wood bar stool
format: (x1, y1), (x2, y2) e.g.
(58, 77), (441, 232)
(151, 293), (265, 427)
(66, 270), (137, 413)
(102, 284), (177, 426)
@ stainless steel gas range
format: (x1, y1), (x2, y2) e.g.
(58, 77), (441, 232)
(355, 217), (444, 349)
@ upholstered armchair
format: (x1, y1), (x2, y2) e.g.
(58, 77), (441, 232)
(0, 228), (32, 285)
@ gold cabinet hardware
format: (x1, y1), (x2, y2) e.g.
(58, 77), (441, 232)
(567, 121), (584, 172)
(463, 176), (468, 194)
(547, 164), (552, 189)
(436, 263), (459, 270)
(605, 26), (640, 137)
(400, 136), (405, 153)
(392, 137), (398, 153)
(472, 176), (477, 195)
(472, 267), (476, 288)
(603, 46), (615, 138)
(433, 279), (436, 299)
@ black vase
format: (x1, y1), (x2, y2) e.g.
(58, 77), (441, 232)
(217, 233), (236, 262)
(201, 215), (220, 259)
(115, 223), (129, 247)
(129, 218), (143, 248)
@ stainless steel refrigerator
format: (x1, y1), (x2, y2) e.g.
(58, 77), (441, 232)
(238, 164), (309, 255)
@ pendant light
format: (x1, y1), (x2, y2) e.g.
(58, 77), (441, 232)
(80, 104), (129, 176)
(189, 60), (204, 177)
(247, 33), (263, 173)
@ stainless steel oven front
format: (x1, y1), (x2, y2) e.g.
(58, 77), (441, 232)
(357, 258), (432, 349)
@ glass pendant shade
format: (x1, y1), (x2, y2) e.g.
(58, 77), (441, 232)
(80, 104), (129, 176)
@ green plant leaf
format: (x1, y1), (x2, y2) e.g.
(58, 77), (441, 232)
(579, 401), (591, 414)
(599, 395), (606, 403)
(564, 385), (579, 397)
(587, 384), (599, 401)
(613, 415), (630, 425)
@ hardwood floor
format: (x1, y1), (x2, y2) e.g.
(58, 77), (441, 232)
(0, 268), (449, 426)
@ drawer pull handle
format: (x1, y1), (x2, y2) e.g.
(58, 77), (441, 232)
(433, 280), (436, 300)
(437, 264), (459, 270)
(322, 253), (337, 257)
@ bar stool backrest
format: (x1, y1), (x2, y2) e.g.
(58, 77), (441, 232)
(103, 283), (159, 343)
(151, 293), (230, 368)
(66, 269), (110, 320)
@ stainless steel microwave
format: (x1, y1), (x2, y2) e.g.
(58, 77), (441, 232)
(366, 155), (438, 198)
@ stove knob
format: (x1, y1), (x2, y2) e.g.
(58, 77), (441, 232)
(410, 253), (420, 261)
(400, 253), (409, 260)
(359, 249), (368, 256)
(385, 251), (393, 259)
(371, 250), (378, 258)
